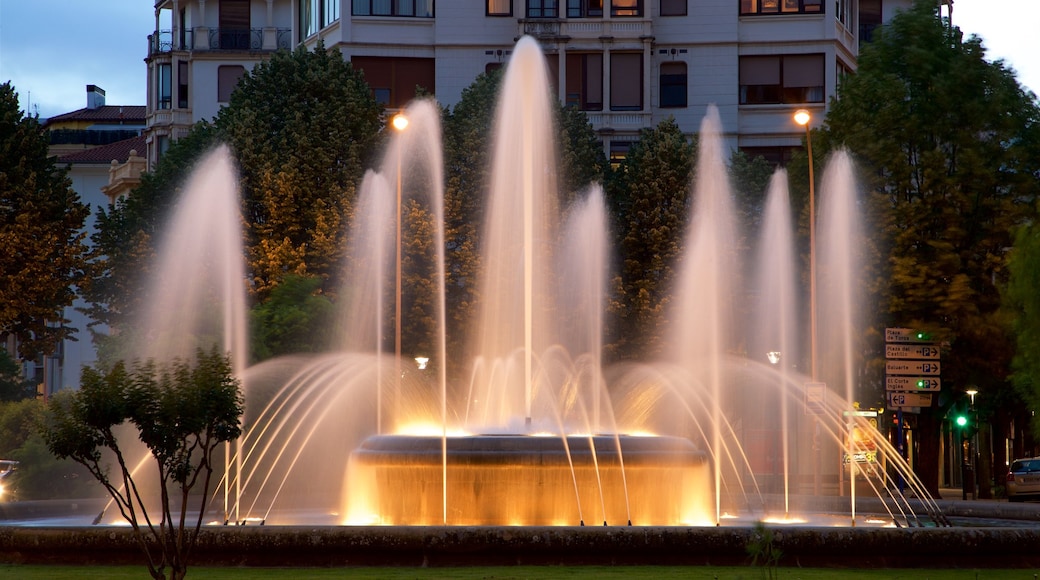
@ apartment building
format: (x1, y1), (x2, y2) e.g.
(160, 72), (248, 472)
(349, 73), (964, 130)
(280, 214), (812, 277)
(145, 0), (914, 166)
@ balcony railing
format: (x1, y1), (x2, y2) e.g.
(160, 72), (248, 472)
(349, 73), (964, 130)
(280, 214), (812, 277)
(149, 29), (196, 54)
(519, 18), (652, 41)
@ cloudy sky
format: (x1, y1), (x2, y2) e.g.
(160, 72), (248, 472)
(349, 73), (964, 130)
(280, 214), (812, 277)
(0, 1), (1036, 120)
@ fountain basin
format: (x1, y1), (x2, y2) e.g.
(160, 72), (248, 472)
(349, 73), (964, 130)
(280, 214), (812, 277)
(346, 434), (712, 526)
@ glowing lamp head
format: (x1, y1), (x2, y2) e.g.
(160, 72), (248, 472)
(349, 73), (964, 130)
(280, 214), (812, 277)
(766, 351), (781, 365)
(391, 113), (409, 132)
(793, 109), (811, 127)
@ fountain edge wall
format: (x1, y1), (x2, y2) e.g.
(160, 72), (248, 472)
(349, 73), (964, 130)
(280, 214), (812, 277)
(3, 525), (1040, 568)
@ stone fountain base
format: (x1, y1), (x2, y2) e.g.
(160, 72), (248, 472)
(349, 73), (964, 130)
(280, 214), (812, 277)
(346, 434), (712, 526)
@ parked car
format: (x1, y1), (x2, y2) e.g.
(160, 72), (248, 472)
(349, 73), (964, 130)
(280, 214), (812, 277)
(0, 459), (17, 499)
(1006, 457), (1040, 502)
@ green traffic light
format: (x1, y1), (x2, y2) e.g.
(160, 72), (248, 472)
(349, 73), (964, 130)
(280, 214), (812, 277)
(955, 415), (968, 427)
(915, 331), (932, 341)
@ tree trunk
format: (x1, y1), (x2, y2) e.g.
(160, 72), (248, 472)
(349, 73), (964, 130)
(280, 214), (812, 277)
(977, 422), (993, 499)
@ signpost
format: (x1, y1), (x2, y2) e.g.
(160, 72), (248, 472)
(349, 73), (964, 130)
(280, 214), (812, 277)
(885, 327), (941, 494)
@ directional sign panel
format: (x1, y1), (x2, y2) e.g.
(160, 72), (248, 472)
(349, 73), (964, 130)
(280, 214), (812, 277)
(888, 391), (933, 408)
(885, 328), (933, 343)
(886, 376), (941, 392)
(885, 343), (940, 360)
(886, 360), (940, 376)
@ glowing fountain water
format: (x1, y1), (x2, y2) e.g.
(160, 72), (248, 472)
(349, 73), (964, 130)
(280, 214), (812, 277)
(115, 35), (948, 529)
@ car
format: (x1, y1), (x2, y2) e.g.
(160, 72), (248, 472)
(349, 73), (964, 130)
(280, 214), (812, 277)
(1006, 457), (1040, 502)
(0, 459), (17, 499)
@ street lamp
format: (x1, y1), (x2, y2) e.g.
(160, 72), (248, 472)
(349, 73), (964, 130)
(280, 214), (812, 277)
(767, 351), (781, 365)
(415, 356), (429, 371)
(794, 108), (819, 496)
(392, 113), (409, 423)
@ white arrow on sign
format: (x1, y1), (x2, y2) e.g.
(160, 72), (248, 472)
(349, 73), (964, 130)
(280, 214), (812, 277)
(886, 376), (941, 392)
(888, 392), (933, 408)
(885, 344), (940, 360)
(886, 360), (940, 375)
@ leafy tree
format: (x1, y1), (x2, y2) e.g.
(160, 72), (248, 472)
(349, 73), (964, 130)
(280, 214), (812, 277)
(215, 43), (384, 300)
(557, 104), (610, 207)
(818, 0), (1040, 494)
(0, 82), (90, 360)
(1006, 224), (1040, 449)
(40, 348), (243, 580)
(607, 118), (695, 360)
(0, 348), (35, 401)
(250, 274), (335, 361)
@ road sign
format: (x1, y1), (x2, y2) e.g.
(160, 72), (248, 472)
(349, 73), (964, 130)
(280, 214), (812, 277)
(886, 376), (941, 392)
(885, 328), (933, 343)
(805, 382), (826, 415)
(888, 392), (933, 408)
(885, 343), (940, 360)
(885, 360), (940, 376)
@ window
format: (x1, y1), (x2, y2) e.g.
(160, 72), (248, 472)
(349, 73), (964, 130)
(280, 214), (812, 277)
(859, 0), (881, 43)
(740, 146), (797, 167)
(740, 0), (821, 15)
(610, 141), (633, 170)
(157, 63), (172, 110)
(526, 0), (557, 18)
(567, 0), (603, 17)
(611, 0), (641, 17)
(302, 0), (341, 36)
(739, 54), (824, 105)
(488, 0), (512, 15)
(610, 53), (642, 111)
(219, 0), (250, 49)
(836, 0), (851, 27)
(486, 62), (504, 74)
(354, 0), (434, 17)
(659, 62), (686, 108)
(565, 53), (602, 111)
(660, 0), (685, 16)
(351, 57), (435, 108)
(177, 61), (189, 108)
(218, 65), (247, 102)
(324, 0), (340, 24)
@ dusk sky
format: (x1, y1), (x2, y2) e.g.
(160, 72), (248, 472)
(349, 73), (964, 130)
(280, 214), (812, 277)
(0, 1), (1036, 120)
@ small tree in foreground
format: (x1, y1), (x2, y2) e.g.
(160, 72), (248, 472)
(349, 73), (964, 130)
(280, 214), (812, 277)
(40, 347), (243, 580)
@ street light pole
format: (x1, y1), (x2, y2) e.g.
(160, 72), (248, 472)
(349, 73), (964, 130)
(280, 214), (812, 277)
(794, 108), (819, 495)
(392, 113), (409, 424)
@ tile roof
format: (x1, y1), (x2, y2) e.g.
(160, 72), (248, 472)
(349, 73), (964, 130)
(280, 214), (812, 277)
(44, 105), (147, 126)
(57, 136), (147, 165)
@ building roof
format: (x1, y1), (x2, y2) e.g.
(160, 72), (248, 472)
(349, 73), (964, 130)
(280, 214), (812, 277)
(44, 105), (146, 126)
(57, 135), (147, 165)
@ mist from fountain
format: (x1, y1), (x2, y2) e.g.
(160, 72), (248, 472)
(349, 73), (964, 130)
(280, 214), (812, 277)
(113, 35), (947, 528)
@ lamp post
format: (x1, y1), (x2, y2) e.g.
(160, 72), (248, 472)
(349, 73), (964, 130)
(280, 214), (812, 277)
(794, 108), (820, 495)
(392, 113), (409, 425)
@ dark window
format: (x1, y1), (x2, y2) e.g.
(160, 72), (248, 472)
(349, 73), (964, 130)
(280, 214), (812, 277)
(739, 53), (824, 105)
(354, 0), (434, 16)
(610, 53), (642, 111)
(740, 0), (821, 15)
(486, 62), (504, 74)
(157, 63), (172, 110)
(567, 0), (603, 17)
(218, 65), (247, 102)
(565, 53), (603, 111)
(610, 141), (633, 170)
(219, 0), (250, 49)
(351, 56), (436, 108)
(527, 0), (558, 18)
(611, 0), (641, 16)
(488, 0), (512, 15)
(659, 61), (686, 108)
(660, 0), (685, 16)
(177, 61), (189, 108)
(859, 0), (882, 44)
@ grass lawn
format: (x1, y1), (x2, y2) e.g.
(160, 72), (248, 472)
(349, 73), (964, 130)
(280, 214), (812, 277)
(2, 566), (1038, 579)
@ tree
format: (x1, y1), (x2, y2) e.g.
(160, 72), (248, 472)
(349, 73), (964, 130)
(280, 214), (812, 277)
(215, 43), (384, 300)
(0, 348), (35, 401)
(1006, 224), (1040, 450)
(607, 118), (695, 360)
(818, 0), (1040, 494)
(40, 348), (243, 580)
(250, 274), (335, 361)
(0, 82), (90, 360)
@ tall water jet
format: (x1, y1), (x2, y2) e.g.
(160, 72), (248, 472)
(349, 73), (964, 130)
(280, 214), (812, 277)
(753, 170), (799, 515)
(671, 105), (739, 524)
(817, 149), (865, 519)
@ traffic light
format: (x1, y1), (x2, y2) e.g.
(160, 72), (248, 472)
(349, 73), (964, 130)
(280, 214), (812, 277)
(914, 330), (932, 342)
(954, 414), (969, 428)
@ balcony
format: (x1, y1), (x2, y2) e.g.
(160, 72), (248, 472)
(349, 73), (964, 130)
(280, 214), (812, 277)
(148, 28), (291, 54)
(519, 18), (652, 42)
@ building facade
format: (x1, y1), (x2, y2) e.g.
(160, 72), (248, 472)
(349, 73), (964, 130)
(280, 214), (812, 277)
(146, 0), (913, 165)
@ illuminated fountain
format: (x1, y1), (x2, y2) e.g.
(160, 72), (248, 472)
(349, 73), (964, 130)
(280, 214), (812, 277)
(126, 36), (945, 528)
